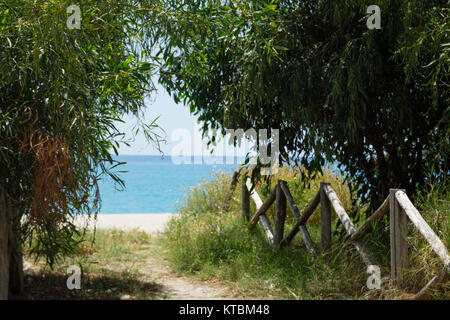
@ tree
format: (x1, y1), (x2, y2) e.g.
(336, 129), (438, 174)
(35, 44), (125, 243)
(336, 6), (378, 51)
(157, 0), (449, 208)
(0, 0), (161, 299)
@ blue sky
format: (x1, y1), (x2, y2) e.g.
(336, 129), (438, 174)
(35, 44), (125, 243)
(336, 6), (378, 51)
(115, 83), (250, 158)
(115, 82), (198, 155)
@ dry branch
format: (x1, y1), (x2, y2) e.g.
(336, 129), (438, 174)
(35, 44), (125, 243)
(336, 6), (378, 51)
(281, 190), (320, 245)
(414, 267), (449, 300)
(346, 195), (390, 245)
(278, 180), (314, 252)
(222, 169), (241, 211)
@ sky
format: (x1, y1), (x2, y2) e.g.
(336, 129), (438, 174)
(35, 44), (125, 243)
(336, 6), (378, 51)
(115, 83), (250, 159)
(114, 82), (196, 156)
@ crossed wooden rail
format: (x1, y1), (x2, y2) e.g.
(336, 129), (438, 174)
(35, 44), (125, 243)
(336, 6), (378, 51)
(222, 172), (449, 299)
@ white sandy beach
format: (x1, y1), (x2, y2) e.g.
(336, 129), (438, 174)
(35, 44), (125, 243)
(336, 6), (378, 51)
(74, 213), (176, 234)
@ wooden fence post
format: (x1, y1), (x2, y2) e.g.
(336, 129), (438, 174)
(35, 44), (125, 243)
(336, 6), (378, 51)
(320, 183), (332, 249)
(222, 169), (241, 211)
(241, 178), (250, 221)
(274, 182), (287, 245)
(245, 178), (274, 245)
(390, 188), (408, 287)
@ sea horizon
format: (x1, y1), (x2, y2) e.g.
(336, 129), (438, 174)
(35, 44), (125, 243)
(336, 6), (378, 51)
(98, 154), (245, 214)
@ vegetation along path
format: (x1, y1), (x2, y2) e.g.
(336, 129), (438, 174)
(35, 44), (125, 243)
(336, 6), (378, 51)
(17, 226), (239, 300)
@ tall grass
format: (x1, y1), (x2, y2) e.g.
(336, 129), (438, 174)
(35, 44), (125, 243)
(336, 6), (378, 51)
(160, 167), (449, 299)
(161, 168), (367, 299)
(404, 180), (449, 296)
(177, 167), (354, 226)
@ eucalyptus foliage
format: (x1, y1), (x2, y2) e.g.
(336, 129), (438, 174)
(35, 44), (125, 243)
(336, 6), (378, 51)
(0, 0), (161, 264)
(156, 0), (449, 207)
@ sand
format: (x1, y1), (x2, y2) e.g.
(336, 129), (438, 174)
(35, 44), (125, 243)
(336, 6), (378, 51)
(74, 213), (177, 234)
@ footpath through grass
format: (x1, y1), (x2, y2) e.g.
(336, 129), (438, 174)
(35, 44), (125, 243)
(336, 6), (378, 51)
(16, 229), (166, 300)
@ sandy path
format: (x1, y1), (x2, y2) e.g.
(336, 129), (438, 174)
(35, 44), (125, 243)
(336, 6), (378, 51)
(76, 213), (236, 300)
(144, 255), (235, 300)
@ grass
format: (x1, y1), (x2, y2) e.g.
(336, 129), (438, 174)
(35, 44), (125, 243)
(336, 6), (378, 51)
(15, 229), (166, 300)
(160, 203), (370, 299)
(159, 167), (450, 300)
(15, 168), (448, 300)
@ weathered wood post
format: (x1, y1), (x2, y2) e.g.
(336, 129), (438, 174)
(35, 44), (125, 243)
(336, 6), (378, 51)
(274, 181), (287, 245)
(389, 188), (408, 287)
(320, 183), (332, 249)
(222, 169), (241, 212)
(241, 177), (250, 221)
(245, 178), (275, 245)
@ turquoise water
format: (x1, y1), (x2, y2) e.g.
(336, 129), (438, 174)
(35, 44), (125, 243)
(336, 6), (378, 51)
(98, 155), (242, 213)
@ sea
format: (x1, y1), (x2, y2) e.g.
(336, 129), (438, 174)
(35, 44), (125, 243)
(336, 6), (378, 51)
(97, 155), (243, 214)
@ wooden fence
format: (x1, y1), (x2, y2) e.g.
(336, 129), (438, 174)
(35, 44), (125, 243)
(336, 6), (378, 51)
(223, 172), (449, 299)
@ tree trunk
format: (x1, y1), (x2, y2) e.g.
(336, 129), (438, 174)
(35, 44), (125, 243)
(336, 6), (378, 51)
(0, 193), (24, 300)
(0, 193), (10, 300)
(8, 206), (23, 296)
